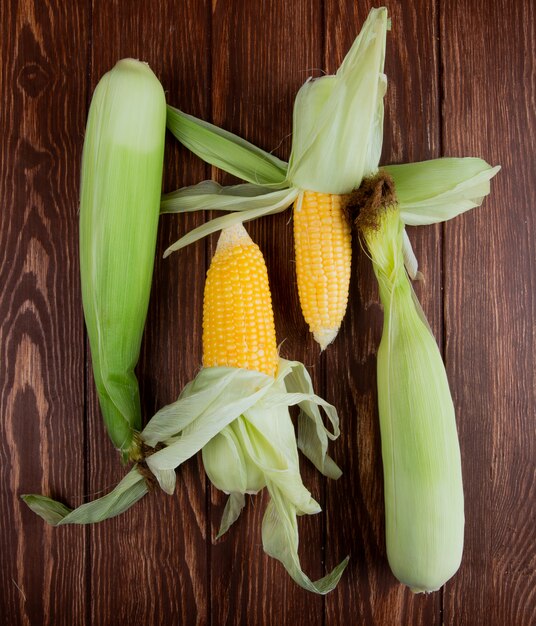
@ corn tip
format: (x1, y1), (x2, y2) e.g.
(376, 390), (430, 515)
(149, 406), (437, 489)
(313, 328), (339, 351)
(216, 223), (249, 252)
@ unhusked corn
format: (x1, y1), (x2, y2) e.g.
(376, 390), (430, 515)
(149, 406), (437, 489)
(202, 224), (278, 377)
(293, 192), (352, 350)
(79, 59), (166, 458)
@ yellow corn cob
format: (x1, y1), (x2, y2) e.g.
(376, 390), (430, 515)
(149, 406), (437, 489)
(293, 191), (352, 350)
(202, 223), (278, 377)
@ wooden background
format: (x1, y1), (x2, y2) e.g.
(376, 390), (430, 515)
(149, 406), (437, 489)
(1, 0), (534, 624)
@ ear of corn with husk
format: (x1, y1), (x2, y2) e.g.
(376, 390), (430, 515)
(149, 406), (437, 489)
(23, 224), (348, 595)
(163, 7), (390, 349)
(160, 8), (498, 352)
(351, 174), (464, 592)
(79, 58), (166, 459)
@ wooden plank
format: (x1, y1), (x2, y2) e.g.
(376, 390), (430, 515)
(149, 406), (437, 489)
(87, 2), (210, 624)
(441, 0), (536, 623)
(0, 0), (89, 624)
(209, 1), (327, 623)
(1, 0), (534, 623)
(324, 2), (443, 623)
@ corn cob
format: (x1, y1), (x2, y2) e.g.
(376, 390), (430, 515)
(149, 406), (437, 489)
(202, 223), (278, 375)
(293, 192), (352, 349)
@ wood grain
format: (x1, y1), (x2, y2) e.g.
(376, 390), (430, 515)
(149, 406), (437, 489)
(441, 0), (536, 624)
(323, 2), (443, 624)
(1, 0), (535, 624)
(0, 1), (88, 624)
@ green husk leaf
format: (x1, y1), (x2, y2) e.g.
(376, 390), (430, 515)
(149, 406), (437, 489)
(364, 208), (464, 592)
(151, 468), (176, 495)
(203, 425), (253, 497)
(20, 496), (72, 525)
(21, 467), (148, 525)
(141, 367), (268, 446)
(142, 368), (276, 476)
(287, 7), (388, 193)
(217, 492), (246, 538)
(166, 106), (288, 186)
(238, 388), (320, 515)
(79, 59), (166, 458)
(141, 360), (346, 593)
(384, 158), (500, 226)
(161, 181), (285, 213)
(402, 228), (422, 280)
(201, 373), (347, 593)
(160, 8), (390, 255)
(262, 480), (349, 594)
(162, 187), (299, 257)
(161, 182), (294, 215)
(279, 360), (342, 479)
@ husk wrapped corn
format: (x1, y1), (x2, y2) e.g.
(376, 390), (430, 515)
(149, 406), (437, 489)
(79, 59), (166, 459)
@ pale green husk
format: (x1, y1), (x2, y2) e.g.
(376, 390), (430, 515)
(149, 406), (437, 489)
(162, 8), (389, 251)
(164, 104), (497, 269)
(287, 7), (388, 192)
(79, 59), (166, 458)
(21, 467), (148, 525)
(160, 156), (499, 271)
(384, 158), (501, 225)
(161, 185), (299, 256)
(362, 208), (464, 593)
(162, 9), (499, 285)
(166, 107), (288, 187)
(143, 358), (348, 593)
(390, 158), (500, 278)
(22, 359), (347, 594)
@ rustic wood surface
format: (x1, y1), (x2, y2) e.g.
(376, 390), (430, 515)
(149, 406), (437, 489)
(1, 0), (534, 625)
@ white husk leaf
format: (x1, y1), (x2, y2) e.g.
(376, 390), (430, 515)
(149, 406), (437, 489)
(21, 356), (343, 560)
(217, 493), (246, 539)
(161, 181), (287, 213)
(141, 359), (347, 593)
(402, 228), (422, 280)
(282, 360), (342, 479)
(263, 480), (349, 594)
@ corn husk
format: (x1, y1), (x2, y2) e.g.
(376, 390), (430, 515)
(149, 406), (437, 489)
(360, 201), (464, 593)
(161, 7), (389, 257)
(384, 158), (501, 226)
(161, 184), (299, 256)
(165, 109), (287, 187)
(161, 15), (497, 273)
(79, 59), (166, 458)
(22, 359), (347, 594)
(143, 358), (348, 593)
(287, 7), (388, 193)
(21, 468), (148, 525)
